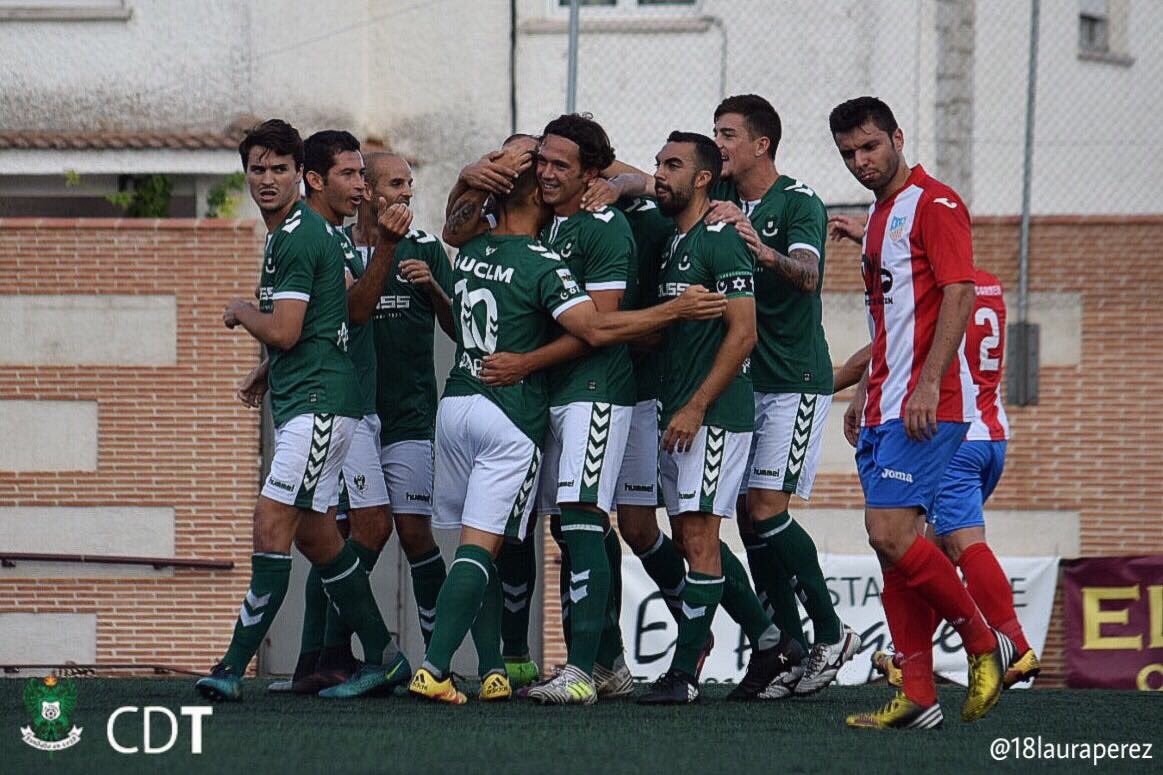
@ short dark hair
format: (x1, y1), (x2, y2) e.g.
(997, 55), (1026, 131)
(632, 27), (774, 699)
(666, 130), (721, 190)
(303, 130), (361, 192)
(714, 94), (782, 159)
(503, 132), (539, 145)
(238, 119), (303, 170)
(497, 163), (540, 213)
(829, 96), (899, 137)
(541, 113), (616, 172)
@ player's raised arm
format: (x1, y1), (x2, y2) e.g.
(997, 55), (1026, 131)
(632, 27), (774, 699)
(348, 198), (412, 325)
(444, 137), (537, 247)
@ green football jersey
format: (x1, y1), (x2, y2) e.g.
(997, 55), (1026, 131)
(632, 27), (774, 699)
(335, 224), (375, 416)
(656, 218), (755, 433)
(367, 228), (453, 446)
(712, 176), (832, 394)
(440, 232), (590, 446)
(539, 207), (636, 407)
(259, 201), (362, 426)
(618, 196), (673, 402)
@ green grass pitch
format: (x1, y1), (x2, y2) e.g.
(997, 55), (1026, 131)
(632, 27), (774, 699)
(2, 678), (1158, 774)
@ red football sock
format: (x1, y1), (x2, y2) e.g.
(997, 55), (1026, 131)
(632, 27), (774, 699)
(881, 566), (938, 707)
(894, 535), (996, 655)
(958, 542), (1032, 654)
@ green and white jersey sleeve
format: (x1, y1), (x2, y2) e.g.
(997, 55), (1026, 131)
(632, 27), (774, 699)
(714, 175), (832, 394)
(656, 219), (754, 433)
(442, 232), (590, 446)
(259, 202), (362, 425)
(539, 207), (636, 407)
(370, 228), (452, 445)
(336, 224), (376, 416)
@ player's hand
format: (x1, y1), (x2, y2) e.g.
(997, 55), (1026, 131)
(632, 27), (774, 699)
(903, 378), (940, 441)
(843, 393), (863, 447)
(580, 178), (620, 212)
(223, 299), (253, 329)
(828, 214), (866, 244)
(671, 284), (727, 320)
(706, 200), (748, 226)
(399, 258), (433, 288)
(461, 151), (518, 195)
(236, 362), (269, 408)
(375, 199), (413, 243)
(480, 352), (531, 387)
(734, 217), (767, 260)
(663, 400), (706, 454)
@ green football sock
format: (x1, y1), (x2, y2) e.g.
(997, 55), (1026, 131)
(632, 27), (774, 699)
(595, 527), (624, 670)
(322, 539), (381, 653)
(744, 533), (807, 650)
(298, 566), (327, 658)
(755, 510), (841, 643)
(497, 535), (536, 658)
(221, 553), (293, 675)
(635, 531), (686, 621)
(718, 542), (780, 650)
(672, 572), (723, 677)
(409, 546), (446, 648)
(423, 544), (493, 678)
(551, 516), (573, 651)
(560, 507), (610, 675)
(470, 558), (505, 676)
(319, 542), (396, 666)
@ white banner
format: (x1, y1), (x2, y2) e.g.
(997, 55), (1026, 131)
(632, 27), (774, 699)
(619, 553), (1058, 688)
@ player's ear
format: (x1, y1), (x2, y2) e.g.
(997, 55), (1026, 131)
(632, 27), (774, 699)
(305, 169), (324, 194)
(694, 168), (713, 191)
(754, 136), (769, 158)
(892, 127), (904, 153)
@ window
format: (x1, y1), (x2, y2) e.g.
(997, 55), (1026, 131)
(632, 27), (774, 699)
(1078, 0), (1133, 64)
(1079, 0), (1109, 54)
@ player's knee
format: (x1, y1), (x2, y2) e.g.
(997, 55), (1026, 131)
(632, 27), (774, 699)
(395, 515), (437, 559)
(617, 511), (659, 553)
(746, 487), (790, 521)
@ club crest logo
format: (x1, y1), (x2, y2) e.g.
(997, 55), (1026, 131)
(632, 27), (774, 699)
(21, 676), (83, 751)
(888, 215), (908, 242)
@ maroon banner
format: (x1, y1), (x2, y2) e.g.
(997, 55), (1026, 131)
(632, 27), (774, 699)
(1064, 556), (1163, 690)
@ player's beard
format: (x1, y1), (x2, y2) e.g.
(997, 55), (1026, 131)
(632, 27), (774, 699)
(656, 181), (691, 217)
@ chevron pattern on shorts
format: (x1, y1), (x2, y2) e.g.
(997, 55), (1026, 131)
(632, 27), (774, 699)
(700, 426), (726, 503)
(506, 448), (543, 536)
(786, 395), (817, 479)
(300, 413), (334, 495)
(581, 402), (612, 494)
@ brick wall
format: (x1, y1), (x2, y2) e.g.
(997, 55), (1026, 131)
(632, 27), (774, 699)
(0, 218), (262, 671)
(541, 215), (1163, 685)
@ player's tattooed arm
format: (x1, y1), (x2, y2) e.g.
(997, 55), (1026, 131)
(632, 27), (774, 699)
(758, 247), (820, 293)
(442, 190), (490, 248)
(833, 344), (871, 393)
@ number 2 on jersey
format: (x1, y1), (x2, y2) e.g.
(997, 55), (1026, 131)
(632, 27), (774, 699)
(975, 307), (1001, 372)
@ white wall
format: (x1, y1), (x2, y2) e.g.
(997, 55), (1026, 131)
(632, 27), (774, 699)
(1, 0), (1159, 216)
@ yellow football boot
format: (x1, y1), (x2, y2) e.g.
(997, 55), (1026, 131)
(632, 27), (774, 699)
(478, 671), (512, 702)
(962, 631), (1015, 722)
(1004, 649), (1041, 689)
(871, 650), (903, 688)
(846, 691), (943, 730)
(409, 667), (467, 705)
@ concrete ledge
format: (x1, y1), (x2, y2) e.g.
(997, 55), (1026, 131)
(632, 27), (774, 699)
(0, 294), (176, 366)
(0, 400), (97, 472)
(0, 613), (97, 664)
(0, 506), (175, 578)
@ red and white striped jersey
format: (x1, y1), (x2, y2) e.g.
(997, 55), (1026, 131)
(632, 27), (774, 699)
(966, 269), (1010, 441)
(860, 165), (976, 427)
